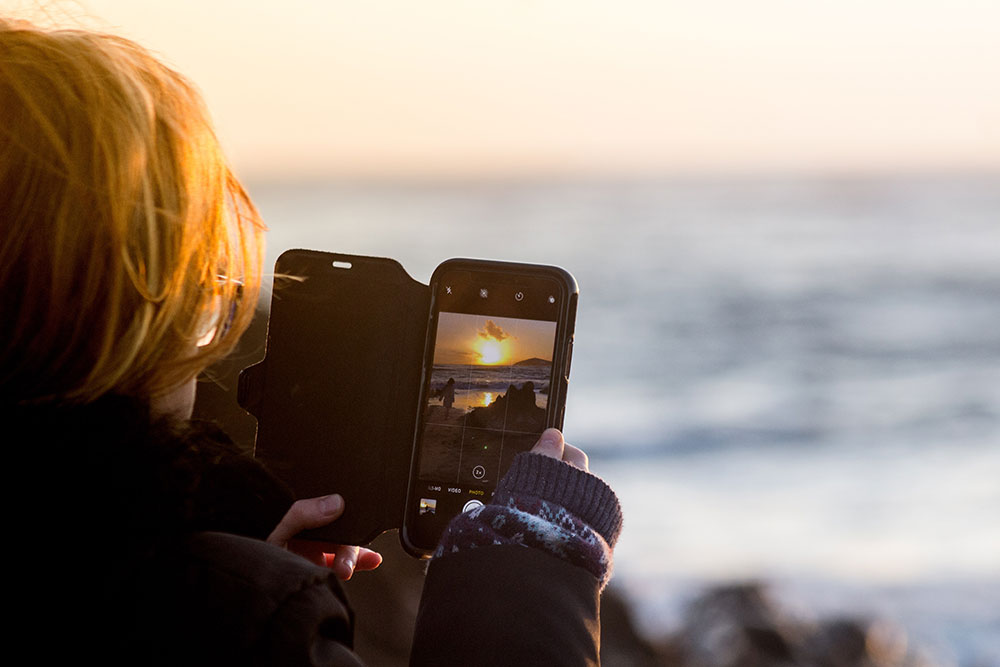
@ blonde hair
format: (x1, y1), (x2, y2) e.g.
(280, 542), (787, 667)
(0, 19), (264, 404)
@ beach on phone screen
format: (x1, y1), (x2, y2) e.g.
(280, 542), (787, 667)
(418, 312), (556, 483)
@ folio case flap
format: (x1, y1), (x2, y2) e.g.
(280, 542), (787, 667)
(239, 249), (429, 545)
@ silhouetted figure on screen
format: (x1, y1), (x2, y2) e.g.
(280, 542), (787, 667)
(442, 377), (456, 419)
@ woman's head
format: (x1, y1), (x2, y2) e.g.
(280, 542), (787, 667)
(0, 19), (264, 405)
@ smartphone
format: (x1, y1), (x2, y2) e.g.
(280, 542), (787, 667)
(401, 259), (578, 556)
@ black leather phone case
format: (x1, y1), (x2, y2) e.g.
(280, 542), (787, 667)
(238, 249), (430, 545)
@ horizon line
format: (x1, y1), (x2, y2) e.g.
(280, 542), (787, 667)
(242, 164), (1000, 188)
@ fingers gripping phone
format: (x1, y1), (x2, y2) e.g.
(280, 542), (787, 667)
(401, 259), (578, 556)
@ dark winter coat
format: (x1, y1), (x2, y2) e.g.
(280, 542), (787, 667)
(10, 396), (601, 665)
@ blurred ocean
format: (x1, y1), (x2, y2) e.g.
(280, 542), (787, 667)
(251, 174), (1000, 665)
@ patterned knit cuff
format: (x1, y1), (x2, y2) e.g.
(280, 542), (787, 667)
(434, 497), (615, 588)
(433, 453), (623, 588)
(494, 453), (623, 548)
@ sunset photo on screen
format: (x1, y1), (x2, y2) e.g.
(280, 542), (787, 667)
(418, 312), (556, 484)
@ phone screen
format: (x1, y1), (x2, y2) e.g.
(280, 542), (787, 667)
(403, 265), (573, 554)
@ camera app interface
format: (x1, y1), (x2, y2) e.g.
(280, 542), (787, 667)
(409, 274), (561, 549)
(420, 311), (556, 483)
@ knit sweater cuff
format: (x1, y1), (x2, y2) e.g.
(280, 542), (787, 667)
(494, 452), (623, 548)
(433, 452), (624, 588)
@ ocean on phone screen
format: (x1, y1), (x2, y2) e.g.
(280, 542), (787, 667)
(430, 363), (551, 414)
(253, 174), (1000, 665)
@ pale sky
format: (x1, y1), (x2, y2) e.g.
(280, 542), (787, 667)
(9, 0), (1000, 177)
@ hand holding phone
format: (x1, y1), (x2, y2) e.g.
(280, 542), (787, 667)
(267, 494), (383, 580)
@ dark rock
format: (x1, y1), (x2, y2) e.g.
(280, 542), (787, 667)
(805, 617), (910, 667)
(467, 382), (546, 431)
(600, 586), (664, 666)
(673, 583), (803, 667)
(656, 583), (917, 667)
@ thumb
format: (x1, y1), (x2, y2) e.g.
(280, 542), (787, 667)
(531, 428), (565, 460)
(268, 494), (344, 547)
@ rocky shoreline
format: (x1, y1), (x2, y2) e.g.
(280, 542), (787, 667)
(341, 531), (932, 667)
